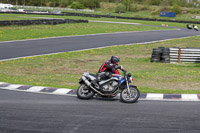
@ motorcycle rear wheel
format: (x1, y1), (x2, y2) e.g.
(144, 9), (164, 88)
(77, 84), (95, 100)
(120, 86), (140, 103)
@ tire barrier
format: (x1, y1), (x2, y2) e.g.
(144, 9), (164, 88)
(170, 47), (200, 63)
(151, 47), (200, 63)
(0, 19), (88, 26)
(1, 11), (200, 24)
(151, 47), (170, 63)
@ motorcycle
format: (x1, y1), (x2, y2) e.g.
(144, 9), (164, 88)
(77, 69), (140, 103)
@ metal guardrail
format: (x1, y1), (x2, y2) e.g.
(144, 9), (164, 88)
(170, 48), (200, 63)
(13, 5), (94, 12)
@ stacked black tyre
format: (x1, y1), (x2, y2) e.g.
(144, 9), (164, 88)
(151, 48), (162, 62)
(151, 47), (170, 63)
(161, 48), (170, 63)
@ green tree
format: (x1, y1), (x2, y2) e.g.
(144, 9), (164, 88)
(115, 4), (126, 13)
(70, 1), (85, 9)
(151, 0), (161, 5)
(78, 0), (100, 9)
(172, 4), (181, 14)
(160, 0), (170, 11)
(122, 0), (133, 11)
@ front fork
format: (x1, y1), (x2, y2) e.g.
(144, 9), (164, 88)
(125, 77), (131, 95)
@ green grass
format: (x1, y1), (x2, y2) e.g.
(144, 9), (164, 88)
(1, 13), (197, 43)
(0, 14), (38, 20)
(0, 36), (200, 94)
(1, 13), (200, 29)
(0, 19), (170, 42)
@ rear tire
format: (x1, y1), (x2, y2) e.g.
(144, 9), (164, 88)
(77, 84), (95, 100)
(120, 86), (140, 103)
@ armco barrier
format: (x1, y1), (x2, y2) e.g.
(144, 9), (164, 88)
(0, 19), (88, 26)
(151, 47), (200, 63)
(1, 11), (200, 24)
(170, 47), (200, 63)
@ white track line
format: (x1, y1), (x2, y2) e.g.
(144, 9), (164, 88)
(182, 94), (199, 101)
(27, 86), (46, 92)
(0, 82), (5, 85)
(52, 88), (71, 95)
(146, 93), (164, 100)
(1, 84), (22, 90)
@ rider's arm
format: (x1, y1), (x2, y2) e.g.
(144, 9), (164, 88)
(116, 65), (124, 70)
(114, 69), (120, 75)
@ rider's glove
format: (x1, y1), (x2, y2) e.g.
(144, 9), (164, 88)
(119, 65), (123, 70)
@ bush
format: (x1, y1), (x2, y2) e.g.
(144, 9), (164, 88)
(115, 4), (126, 13)
(70, 2), (85, 9)
(151, 10), (160, 15)
(138, 5), (150, 11)
(129, 4), (138, 12)
(151, 0), (161, 6)
(159, 6), (171, 12)
(172, 4), (181, 14)
(188, 9), (200, 14)
(79, 0), (100, 9)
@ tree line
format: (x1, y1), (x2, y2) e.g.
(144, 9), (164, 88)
(0, 0), (199, 9)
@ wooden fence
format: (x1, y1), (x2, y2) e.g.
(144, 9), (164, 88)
(170, 48), (200, 63)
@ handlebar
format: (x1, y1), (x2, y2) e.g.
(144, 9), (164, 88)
(122, 69), (127, 74)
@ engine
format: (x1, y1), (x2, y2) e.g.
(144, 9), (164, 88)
(102, 81), (118, 92)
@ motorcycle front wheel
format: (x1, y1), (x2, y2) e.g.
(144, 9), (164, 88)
(120, 86), (140, 103)
(77, 84), (95, 100)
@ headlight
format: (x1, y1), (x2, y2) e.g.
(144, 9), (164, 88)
(129, 76), (133, 83)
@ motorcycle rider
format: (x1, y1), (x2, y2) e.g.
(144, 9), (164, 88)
(97, 56), (124, 81)
(90, 56), (124, 90)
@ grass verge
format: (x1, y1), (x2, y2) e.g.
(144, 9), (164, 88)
(0, 19), (170, 42)
(0, 36), (200, 94)
(1, 13), (199, 29)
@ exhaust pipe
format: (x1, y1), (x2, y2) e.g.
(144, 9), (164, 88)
(82, 76), (91, 86)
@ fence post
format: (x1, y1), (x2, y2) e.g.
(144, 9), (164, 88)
(178, 48), (181, 62)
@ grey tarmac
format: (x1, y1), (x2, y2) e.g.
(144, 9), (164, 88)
(0, 27), (199, 61)
(0, 89), (200, 133)
(0, 25), (200, 133)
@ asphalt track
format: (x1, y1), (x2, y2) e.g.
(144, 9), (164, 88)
(0, 27), (199, 61)
(1, 26), (200, 133)
(0, 89), (200, 133)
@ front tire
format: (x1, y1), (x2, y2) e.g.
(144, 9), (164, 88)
(77, 84), (95, 100)
(120, 86), (140, 103)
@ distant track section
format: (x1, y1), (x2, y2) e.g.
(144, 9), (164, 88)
(0, 27), (199, 61)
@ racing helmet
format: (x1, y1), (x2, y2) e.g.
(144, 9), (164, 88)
(110, 56), (120, 64)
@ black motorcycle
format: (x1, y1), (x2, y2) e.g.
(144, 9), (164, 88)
(77, 69), (140, 103)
